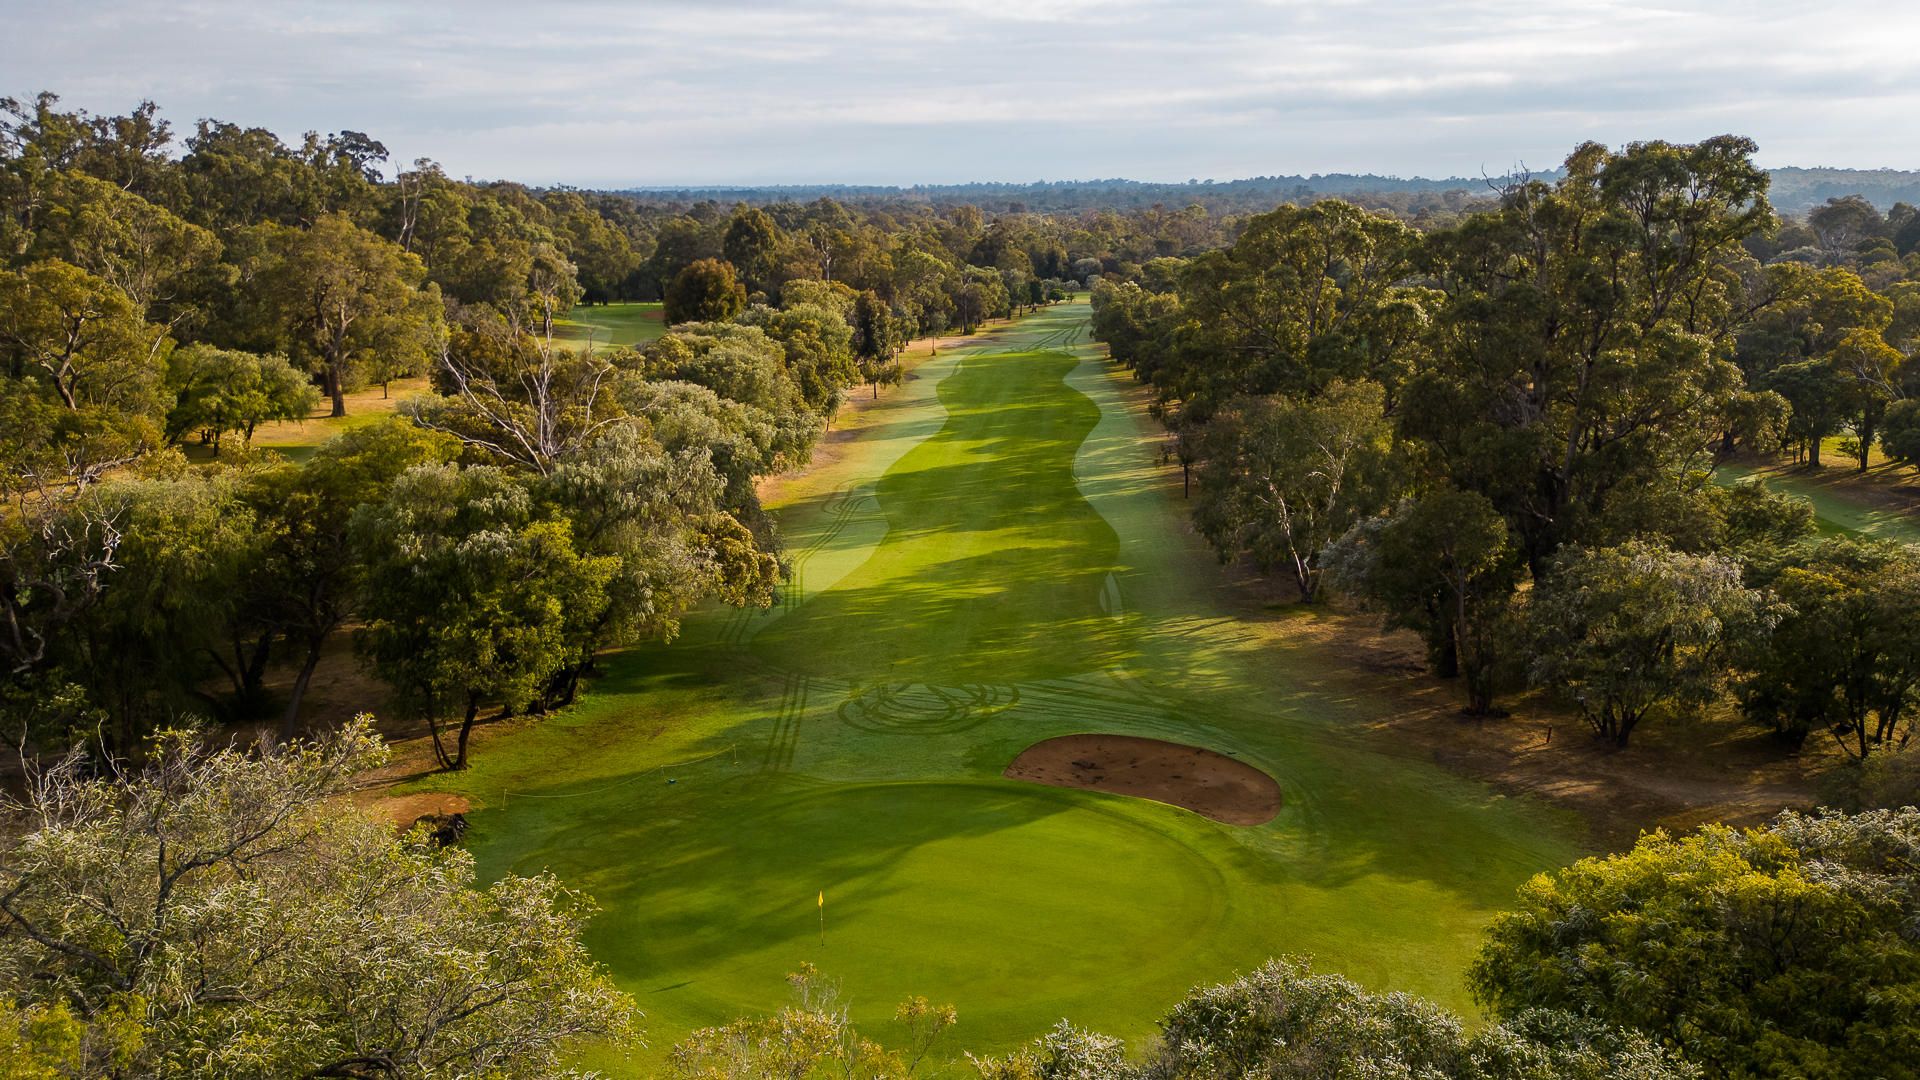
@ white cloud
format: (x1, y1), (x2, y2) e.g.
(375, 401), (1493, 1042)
(2, 0), (1916, 184)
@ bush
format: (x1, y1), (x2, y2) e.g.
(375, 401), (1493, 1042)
(1471, 809), (1920, 1079)
(1148, 957), (1693, 1080)
(1882, 398), (1920, 465)
(0, 718), (634, 1078)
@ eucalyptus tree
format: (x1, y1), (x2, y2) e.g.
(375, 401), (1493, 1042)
(1325, 489), (1521, 712)
(1192, 379), (1399, 601)
(1741, 537), (1920, 759)
(1527, 541), (1772, 746)
(249, 213), (442, 416)
(0, 258), (166, 438)
(354, 463), (616, 769)
(851, 289), (905, 399)
(163, 344), (316, 453)
(737, 301), (859, 417)
(410, 306), (624, 475)
(245, 419), (461, 736)
(1172, 199), (1417, 412)
(1472, 809), (1920, 1079)
(27, 170), (219, 322)
(1405, 137), (1773, 577)
(722, 205), (781, 295)
(0, 259), (169, 666)
(665, 257), (747, 325)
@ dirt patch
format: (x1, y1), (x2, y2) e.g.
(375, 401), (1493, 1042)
(355, 789), (472, 830)
(1005, 733), (1281, 826)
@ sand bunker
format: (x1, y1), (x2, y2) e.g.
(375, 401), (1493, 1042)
(1005, 734), (1281, 826)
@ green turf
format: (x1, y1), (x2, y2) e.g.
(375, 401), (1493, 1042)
(554, 301), (667, 349)
(1713, 460), (1920, 545)
(408, 303), (1581, 1071)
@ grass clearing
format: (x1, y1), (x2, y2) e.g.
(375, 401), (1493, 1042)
(554, 302), (667, 349)
(403, 303), (1581, 1071)
(1714, 457), (1920, 544)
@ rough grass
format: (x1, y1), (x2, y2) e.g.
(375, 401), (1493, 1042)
(554, 302), (667, 349)
(404, 304), (1580, 1071)
(221, 377), (430, 463)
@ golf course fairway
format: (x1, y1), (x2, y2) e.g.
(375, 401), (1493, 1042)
(404, 302), (1583, 1071)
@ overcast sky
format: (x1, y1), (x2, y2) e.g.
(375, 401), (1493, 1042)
(6, 0), (1918, 187)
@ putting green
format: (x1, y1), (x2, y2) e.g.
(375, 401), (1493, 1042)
(408, 303), (1582, 1070)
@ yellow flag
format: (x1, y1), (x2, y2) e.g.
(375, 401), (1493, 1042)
(818, 890), (824, 908)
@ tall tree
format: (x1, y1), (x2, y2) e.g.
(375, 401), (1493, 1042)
(1192, 380), (1399, 601)
(354, 464), (616, 769)
(245, 418), (460, 737)
(163, 344), (317, 453)
(850, 289), (904, 399)
(251, 213), (442, 417)
(28, 171), (219, 322)
(1527, 541), (1771, 746)
(1405, 137), (1772, 576)
(1326, 489), (1520, 712)
(1173, 199), (1417, 411)
(722, 205), (780, 295)
(1740, 537), (1920, 758)
(665, 257), (746, 325)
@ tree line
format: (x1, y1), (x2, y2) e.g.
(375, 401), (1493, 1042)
(3, 90), (1231, 762)
(617, 165), (1920, 217)
(1093, 136), (1920, 772)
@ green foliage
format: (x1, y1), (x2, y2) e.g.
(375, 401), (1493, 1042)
(0, 718), (634, 1078)
(248, 213), (442, 416)
(1326, 489), (1520, 712)
(5, 472), (261, 746)
(967, 1022), (1128, 1080)
(541, 423), (776, 665)
(1854, 741), (1920, 809)
(1406, 138), (1769, 574)
(243, 417), (462, 734)
(28, 170), (219, 319)
(722, 206), (781, 295)
(1740, 537), (1920, 757)
(1881, 397), (1920, 464)
(666, 257), (747, 325)
(1471, 809), (1920, 1080)
(1148, 957), (1694, 1080)
(0, 258), (167, 482)
(1713, 478), (1817, 551)
(1763, 358), (1854, 466)
(1192, 379), (1399, 600)
(851, 289), (905, 397)
(669, 965), (956, 1080)
(1174, 199), (1419, 410)
(354, 464), (617, 767)
(163, 343), (316, 451)
(737, 300), (859, 416)
(640, 322), (814, 422)
(0, 996), (142, 1080)
(1527, 541), (1771, 745)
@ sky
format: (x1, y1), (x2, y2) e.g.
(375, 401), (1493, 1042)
(5, 0), (1919, 187)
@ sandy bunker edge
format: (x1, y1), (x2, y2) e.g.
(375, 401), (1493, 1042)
(1004, 733), (1281, 826)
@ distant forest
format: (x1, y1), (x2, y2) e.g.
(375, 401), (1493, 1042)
(618, 166), (1920, 215)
